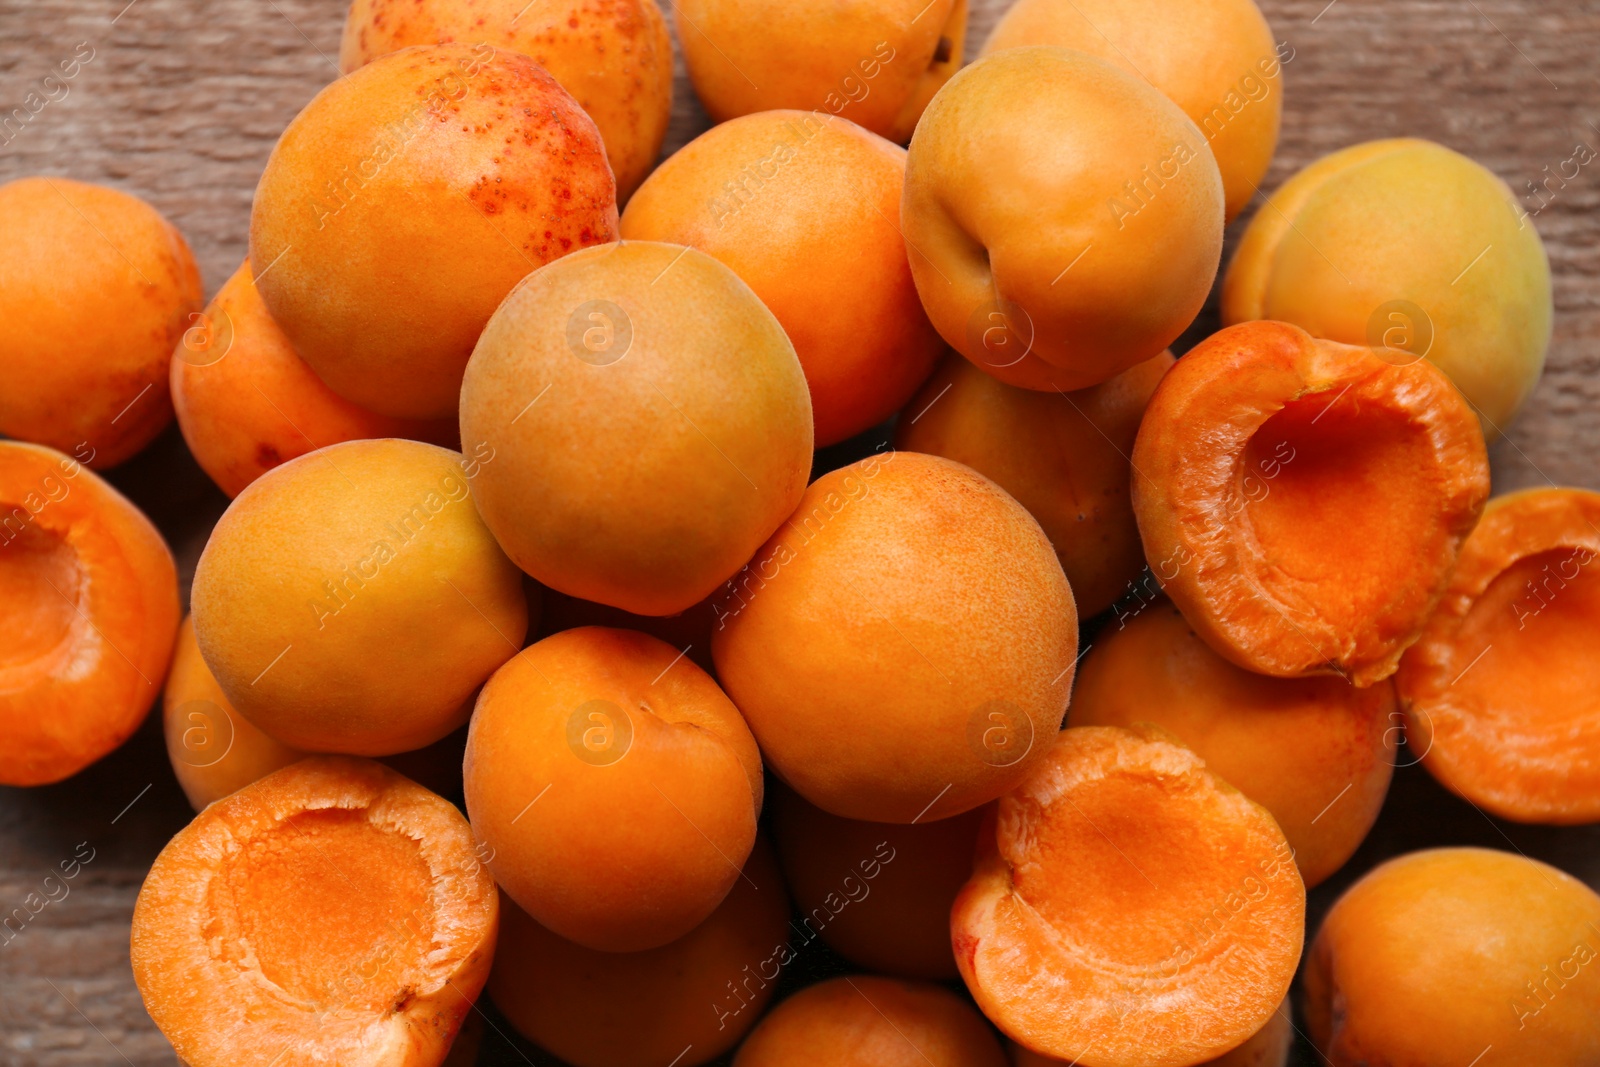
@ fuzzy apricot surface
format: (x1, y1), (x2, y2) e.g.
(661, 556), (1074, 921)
(250, 44), (617, 419)
(673, 0), (966, 143)
(712, 451), (1077, 823)
(903, 48), (1223, 389)
(1132, 320), (1489, 686)
(465, 627), (764, 952)
(1012, 1001), (1292, 1067)
(953, 726), (1304, 1067)
(0, 177), (201, 468)
(1223, 138), (1552, 435)
(0, 441), (179, 786)
(1304, 847), (1600, 1065)
(1398, 488), (1600, 823)
(191, 438), (529, 756)
(897, 350), (1171, 617)
(621, 110), (943, 445)
(489, 837), (790, 1067)
(459, 241), (813, 616)
(339, 0), (673, 199)
(131, 757), (498, 1067)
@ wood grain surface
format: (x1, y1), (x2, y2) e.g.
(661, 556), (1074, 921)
(2, 1), (1598, 1064)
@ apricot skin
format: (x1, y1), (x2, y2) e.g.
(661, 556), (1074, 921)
(250, 43), (618, 420)
(1223, 138), (1552, 435)
(983, 0), (1281, 221)
(339, 0), (673, 200)
(621, 110), (943, 446)
(897, 350), (1171, 617)
(1304, 848), (1600, 1065)
(171, 260), (455, 498)
(902, 48), (1224, 389)
(0, 177), (202, 469)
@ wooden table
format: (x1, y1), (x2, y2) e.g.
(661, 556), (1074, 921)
(2, 1), (1597, 1063)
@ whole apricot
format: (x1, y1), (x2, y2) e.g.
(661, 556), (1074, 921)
(1223, 138), (1552, 434)
(983, 0), (1282, 220)
(896, 350), (1171, 617)
(1304, 848), (1600, 1065)
(459, 241), (813, 616)
(621, 110), (942, 445)
(673, 0), (967, 143)
(712, 451), (1077, 823)
(339, 0), (673, 199)
(191, 438), (529, 756)
(902, 47), (1224, 389)
(0, 176), (201, 468)
(250, 43), (617, 419)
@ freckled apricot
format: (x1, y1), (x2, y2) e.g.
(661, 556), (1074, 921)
(340, 0), (672, 200)
(191, 438), (530, 756)
(1304, 847), (1600, 1065)
(489, 837), (790, 1067)
(131, 756), (498, 1067)
(171, 260), (456, 499)
(1011, 1001), (1293, 1067)
(464, 626), (763, 952)
(897, 350), (1171, 617)
(712, 451), (1077, 824)
(1132, 319), (1490, 686)
(250, 43), (618, 420)
(0, 176), (201, 468)
(953, 725), (1304, 1067)
(1398, 487), (1600, 824)
(0, 441), (180, 786)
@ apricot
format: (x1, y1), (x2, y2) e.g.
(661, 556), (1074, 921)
(712, 451), (1077, 823)
(902, 48), (1224, 389)
(250, 43), (617, 420)
(0, 441), (179, 786)
(0, 176), (201, 468)
(1132, 320), (1489, 686)
(673, 0), (967, 143)
(770, 782), (984, 979)
(172, 259), (455, 498)
(620, 110), (943, 445)
(896, 350), (1171, 617)
(1070, 600), (1395, 886)
(131, 756), (498, 1067)
(339, 0), (672, 199)
(953, 725), (1304, 1067)
(489, 837), (790, 1067)
(1304, 847), (1600, 1065)
(191, 438), (529, 755)
(1012, 1001), (1292, 1067)
(458, 241), (812, 616)
(464, 626), (763, 952)
(733, 975), (1008, 1067)
(982, 0), (1282, 221)
(1223, 138), (1552, 434)
(1398, 488), (1600, 823)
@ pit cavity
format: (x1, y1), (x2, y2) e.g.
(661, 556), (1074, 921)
(0, 519), (82, 670)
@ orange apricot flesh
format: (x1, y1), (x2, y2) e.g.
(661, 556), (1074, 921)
(1, 441), (180, 786)
(1012, 1001), (1293, 1067)
(464, 626), (764, 952)
(131, 757), (498, 1067)
(489, 837), (791, 1067)
(1070, 600), (1396, 886)
(953, 725), (1304, 1067)
(1132, 319), (1489, 685)
(1398, 487), (1600, 823)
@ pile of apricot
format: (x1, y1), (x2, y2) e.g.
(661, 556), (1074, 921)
(1, 0), (1594, 1065)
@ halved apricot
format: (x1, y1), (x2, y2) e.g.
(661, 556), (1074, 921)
(489, 837), (790, 1067)
(1397, 487), (1600, 823)
(1132, 320), (1489, 685)
(953, 725), (1304, 1067)
(1012, 1000), (1292, 1067)
(1070, 600), (1396, 885)
(1, 441), (179, 786)
(464, 626), (763, 952)
(130, 756), (498, 1067)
